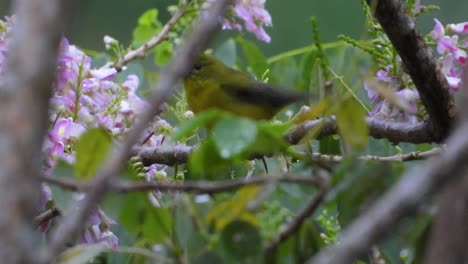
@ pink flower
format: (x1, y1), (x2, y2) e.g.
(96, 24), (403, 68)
(49, 117), (86, 143)
(220, 0), (272, 42)
(122, 74), (139, 92)
(448, 22), (468, 34)
(90, 68), (117, 81)
(432, 18), (445, 39)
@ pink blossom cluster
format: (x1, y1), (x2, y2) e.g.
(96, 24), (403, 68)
(0, 16), (169, 249)
(365, 19), (468, 122)
(364, 69), (420, 124)
(220, 0), (272, 42)
(43, 38), (150, 173)
(432, 19), (467, 91)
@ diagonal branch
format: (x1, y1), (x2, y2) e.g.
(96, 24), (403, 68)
(307, 121), (468, 264)
(365, 0), (456, 141)
(0, 0), (71, 262)
(107, 0), (193, 71)
(41, 1), (234, 262)
(264, 169), (330, 256)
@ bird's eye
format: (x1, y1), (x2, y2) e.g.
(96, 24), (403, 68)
(193, 63), (203, 71)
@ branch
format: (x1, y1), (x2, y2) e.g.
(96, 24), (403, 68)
(0, 0), (70, 262)
(264, 169), (330, 256)
(108, 0), (193, 71)
(365, 0), (456, 141)
(40, 174), (320, 195)
(137, 135), (439, 167)
(307, 121), (468, 264)
(286, 117), (434, 145)
(423, 64), (468, 264)
(138, 144), (192, 166)
(308, 147), (441, 163)
(39, 2), (237, 261)
(34, 208), (61, 228)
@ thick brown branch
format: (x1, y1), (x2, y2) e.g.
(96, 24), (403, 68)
(41, 1), (235, 261)
(308, 121), (468, 264)
(40, 174), (320, 195)
(138, 143), (439, 167)
(286, 117), (433, 145)
(137, 118), (436, 166)
(366, 0), (456, 141)
(138, 145), (192, 166)
(0, 0), (70, 262)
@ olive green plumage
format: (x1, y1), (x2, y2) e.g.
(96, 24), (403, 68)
(183, 54), (306, 120)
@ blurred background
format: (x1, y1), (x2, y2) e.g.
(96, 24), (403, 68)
(0, 0), (467, 56)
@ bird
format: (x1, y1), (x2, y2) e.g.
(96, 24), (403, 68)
(182, 54), (307, 120)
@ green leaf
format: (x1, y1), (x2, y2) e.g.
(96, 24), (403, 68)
(335, 98), (369, 150)
(243, 121), (292, 155)
(138, 9), (159, 26)
(237, 37), (269, 79)
(74, 128), (111, 180)
(132, 9), (162, 47)
(212, 115), (257, 159)
(58, 244), (106, 264)
(153, 41), (173, 66)
(172, 109), (223, 141)
(319, 136), (341, 155)
(221, 219), (262, 260)
(192, 251), (224, 264)
(142, 207), (173, 244)
(188, 137), (231, 180)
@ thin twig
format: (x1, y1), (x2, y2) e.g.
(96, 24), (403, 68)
(264, 169), (330, 255)
(34, 208), (61, 228)
(41, 0), (233, 262)
(40, 174), (320, 194)
(308, 147), (441, 163)
(108, 0), (193, 71)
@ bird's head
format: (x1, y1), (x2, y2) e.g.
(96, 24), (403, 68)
(184, 53), (226, 82)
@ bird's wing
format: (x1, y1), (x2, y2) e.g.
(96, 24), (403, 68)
(220, 79), (307, 108)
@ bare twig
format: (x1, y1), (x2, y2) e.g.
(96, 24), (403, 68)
(40, 2), (235, 261)
(34, 208), (61, 228)
(107, 0), (193, 71)
(365, 0), (456, 141)
(308, 147), (441, 163)
(307, 121), (468, 264)
(0, 0), (70, 262)
(40, 174), (320, 194)
(264, 169), (330, 255)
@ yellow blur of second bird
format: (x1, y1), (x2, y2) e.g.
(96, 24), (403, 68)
(182, 54), (307, 120)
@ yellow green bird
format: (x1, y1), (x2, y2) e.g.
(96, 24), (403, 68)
(183, 54), (307, 120)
